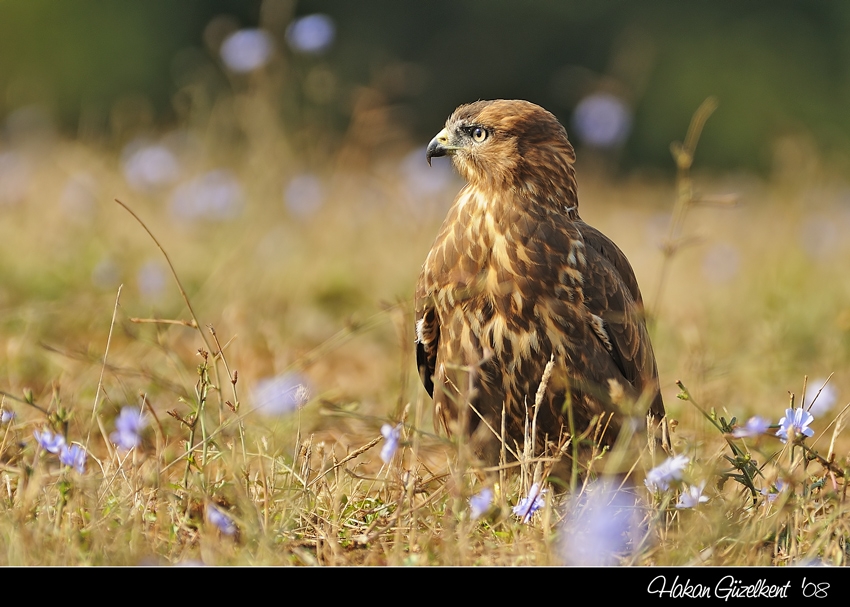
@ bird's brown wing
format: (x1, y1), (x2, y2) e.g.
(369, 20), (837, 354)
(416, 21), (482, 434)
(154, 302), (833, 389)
(577, 221), (665, 421)
(414, 199), (466, 401)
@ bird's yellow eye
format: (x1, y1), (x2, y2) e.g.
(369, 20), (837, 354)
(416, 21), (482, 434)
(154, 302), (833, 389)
(471, 126), (488, 143)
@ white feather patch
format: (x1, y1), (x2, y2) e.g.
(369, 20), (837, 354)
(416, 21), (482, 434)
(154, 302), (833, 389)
(590, 313), (613, 352)
(416, 317), (427, 344)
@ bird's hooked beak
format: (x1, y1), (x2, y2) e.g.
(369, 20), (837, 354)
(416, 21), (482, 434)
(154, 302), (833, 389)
(426, 128), (460, 166)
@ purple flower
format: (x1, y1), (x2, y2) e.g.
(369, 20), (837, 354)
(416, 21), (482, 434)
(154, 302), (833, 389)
(571, 92), (632, 148)
(170, 169), (244, 222)
(252, 374), (311, 416)
(380, 423), (401, 463)
(0, 409), (14, 424)
(59, 444), (87, 473)
(676, 482), (709, 509)
(513, 483), (546, 523)
(220, 28), (274, 73)
(110, 406), (146, 451)
(469, 488), (493, 521)
(776, 407), (815, 443)
(33, 429), (65, 454)
(644, 455), (689, 492)
(207, 504), (236, 535)
(760, 480), (787, 504)
(285, 14), (335, 55)
(121, 142), (179, 193)
(732, 415), (771, 438)
(559, 479), (642, 565)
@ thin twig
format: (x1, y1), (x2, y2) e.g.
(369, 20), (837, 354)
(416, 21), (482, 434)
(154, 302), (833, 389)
(113, 198), (213, 356)
(129, 317), (198, 327)
(308, 436), (382, 488)
(650, 97), (727, 321)
(0, 390), (49, 416)
(208, 325), (246, 462)
(87, 285), (123, 449)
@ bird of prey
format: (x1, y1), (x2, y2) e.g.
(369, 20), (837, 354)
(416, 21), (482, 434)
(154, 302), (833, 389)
(415, 99), (667, 472)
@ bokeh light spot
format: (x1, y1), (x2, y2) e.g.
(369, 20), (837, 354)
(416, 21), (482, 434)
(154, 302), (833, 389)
(571, 92), (632, 148)
(220, 28), (274, 73)
(286, 14), (335, 55)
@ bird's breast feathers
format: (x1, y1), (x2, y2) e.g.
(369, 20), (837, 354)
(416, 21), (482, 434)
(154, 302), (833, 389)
(421, 188), (591, 370)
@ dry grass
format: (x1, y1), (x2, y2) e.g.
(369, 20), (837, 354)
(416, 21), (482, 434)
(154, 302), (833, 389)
(0, 91), (849, 566)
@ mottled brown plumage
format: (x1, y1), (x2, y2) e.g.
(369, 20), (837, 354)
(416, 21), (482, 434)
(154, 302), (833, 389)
(415, 99), (667, 470)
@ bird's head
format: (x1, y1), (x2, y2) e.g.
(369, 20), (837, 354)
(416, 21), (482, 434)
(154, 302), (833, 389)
(426, 99), (578, 206)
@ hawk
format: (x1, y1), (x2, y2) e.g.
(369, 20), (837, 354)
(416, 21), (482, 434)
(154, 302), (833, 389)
(415, 99), (667, 471)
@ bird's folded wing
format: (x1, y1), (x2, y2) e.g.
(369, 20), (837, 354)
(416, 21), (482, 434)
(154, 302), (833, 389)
(577, 221), (664, 419)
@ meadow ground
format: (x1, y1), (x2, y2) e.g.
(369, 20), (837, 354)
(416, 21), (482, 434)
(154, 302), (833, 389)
(0, 102), (849, 566)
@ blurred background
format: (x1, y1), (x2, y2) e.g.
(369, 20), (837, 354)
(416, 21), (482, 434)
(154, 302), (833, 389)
(4, 0), (850, 172)
(0, 0), (848, 452)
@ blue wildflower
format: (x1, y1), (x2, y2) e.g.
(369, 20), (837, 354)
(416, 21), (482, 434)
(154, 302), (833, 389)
(469, 488), (493, 521)
(676, 482), (709, 509)
(732, 416), (771, 438)
(121, 141), (179, 193)
(0, 409), (14, 424)
(170, 169), (244, 222)
(513, 483), (546, 523)
(207, 504), (237, 535)
(760, 480), (787, 504)
(559, 479), (642, 565)
(380, 423), (401, 463)
(644, 455), (689, 492)
(59, 444), (87, 474)
(571, 92), (632, 148)
(285, 14), (335, 55)
(220, 28), (274, 73)
(110, 406), (146, 451)
(252, 373), (311, 416)
(776, 407), (815, 443)
(33, 429), (65, 454)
